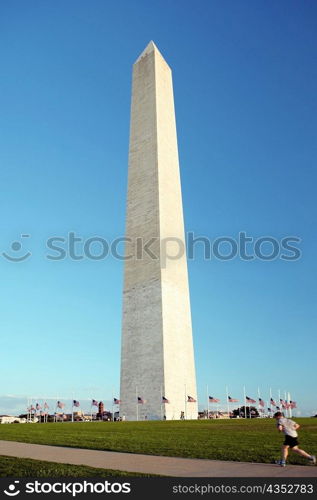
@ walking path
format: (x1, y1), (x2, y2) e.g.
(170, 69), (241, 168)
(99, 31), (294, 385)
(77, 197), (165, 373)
(1, 440), (316, 477)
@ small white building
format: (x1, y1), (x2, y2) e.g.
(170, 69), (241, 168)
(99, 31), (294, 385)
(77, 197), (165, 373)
(0, 415), (27, 424)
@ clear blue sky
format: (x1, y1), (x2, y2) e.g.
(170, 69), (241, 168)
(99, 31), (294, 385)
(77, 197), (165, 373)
(1, 0), (316, 416)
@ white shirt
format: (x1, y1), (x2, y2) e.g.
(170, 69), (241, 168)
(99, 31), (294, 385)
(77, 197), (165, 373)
(277, 417), (298, 437)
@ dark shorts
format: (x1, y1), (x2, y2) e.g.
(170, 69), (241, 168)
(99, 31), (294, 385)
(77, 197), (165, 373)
(284, 435), (299, 448)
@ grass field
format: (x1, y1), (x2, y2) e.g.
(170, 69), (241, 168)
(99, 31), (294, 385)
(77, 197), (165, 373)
(0, 418), (316, 465)
(0, 456), (153, 477)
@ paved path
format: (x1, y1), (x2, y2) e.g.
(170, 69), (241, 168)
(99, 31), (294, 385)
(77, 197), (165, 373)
(1, 440), (316, 477)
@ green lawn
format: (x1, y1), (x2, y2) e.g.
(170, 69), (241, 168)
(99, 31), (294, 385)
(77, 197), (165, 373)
(0, 455), (153, 477)
(0, 418), (316, 465)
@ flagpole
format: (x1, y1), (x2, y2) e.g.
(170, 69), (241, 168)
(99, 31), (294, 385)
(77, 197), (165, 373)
(160, 385), (163, 421)
(226, 386), (229, 418)
(284, 390), (288, 418)
(283, 390), (286, 417)
(185, 384), (187, 420)
(243, 386), (247, 419)
(257, 386), (261, 418)
(112, 388), (114, 422)
(136, 386), (138, 422)
(288, 391), (292, 418)
(207, 385), (209, 419)
(249, 396), (251, 419)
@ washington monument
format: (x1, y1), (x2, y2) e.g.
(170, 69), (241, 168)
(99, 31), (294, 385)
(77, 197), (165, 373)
(120, 41), (197, 420)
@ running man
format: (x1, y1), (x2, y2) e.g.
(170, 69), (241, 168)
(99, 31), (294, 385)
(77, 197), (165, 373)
(274, 411), (316, 466)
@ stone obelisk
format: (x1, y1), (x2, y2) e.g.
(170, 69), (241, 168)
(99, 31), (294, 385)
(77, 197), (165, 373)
(120, 41), (197, 420)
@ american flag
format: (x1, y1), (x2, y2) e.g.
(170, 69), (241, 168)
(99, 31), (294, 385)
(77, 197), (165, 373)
(246, 396), (256, 404)
(290, 401), (297, 409)
(57, 401), (65, 409)
(228, 396), (239, 403)
(44, 402), (49, 409)
(138, 397), (146, 404)
(92, 399), (99, 406)
(276, 406), (280, 410)
(73, 400), (80, 407)
(209, 396), (220, 403)
(280, 399), (289, 409)
(28, 406), (36, 412)
(270, 398), (276, 406)
(36, 403), (41, 410)
(114, 398), (121, 405)
(187, 396), (196, 403)
(259, 398), (265, 407)
(268, 407), (272, 412)
(162, 396), (170, 404)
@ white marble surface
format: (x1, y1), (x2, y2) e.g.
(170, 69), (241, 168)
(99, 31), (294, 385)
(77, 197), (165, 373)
(120, 42), (197, 420)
